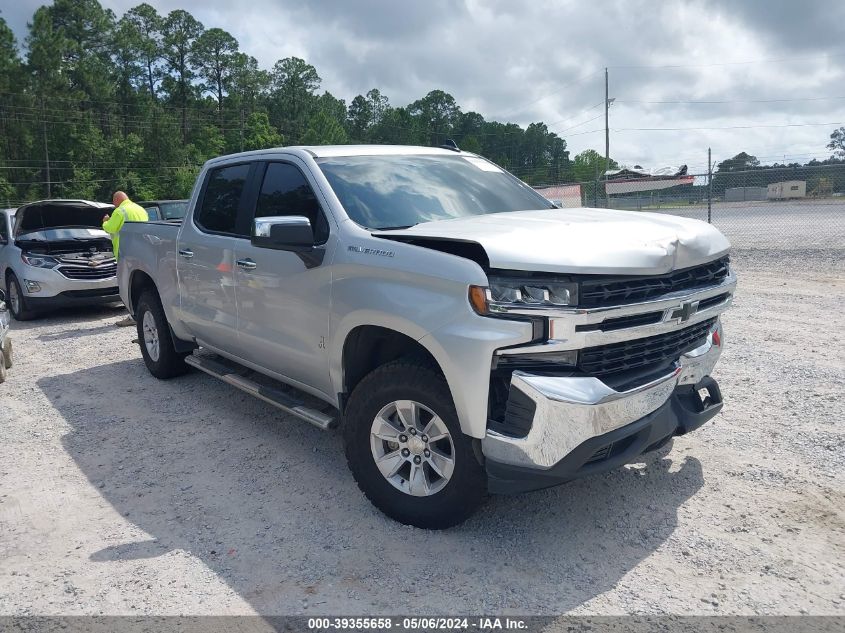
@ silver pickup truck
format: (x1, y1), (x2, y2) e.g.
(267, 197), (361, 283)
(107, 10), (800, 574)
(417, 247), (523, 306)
(119, 145), (735, 528)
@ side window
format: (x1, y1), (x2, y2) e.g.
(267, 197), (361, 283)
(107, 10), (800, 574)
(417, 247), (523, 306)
(196, 164), (251, 235)
(255, 163), (329, 243)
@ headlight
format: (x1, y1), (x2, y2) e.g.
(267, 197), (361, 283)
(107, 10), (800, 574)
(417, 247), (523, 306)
(469, 277), (578, 314)
(21, 253), (59, 269)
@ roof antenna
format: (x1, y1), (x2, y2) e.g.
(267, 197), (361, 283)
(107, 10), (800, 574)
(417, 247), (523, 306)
(440, 138), (460, 152)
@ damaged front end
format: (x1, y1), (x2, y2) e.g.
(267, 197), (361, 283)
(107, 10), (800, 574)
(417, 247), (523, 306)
(474, 259), (736, 493)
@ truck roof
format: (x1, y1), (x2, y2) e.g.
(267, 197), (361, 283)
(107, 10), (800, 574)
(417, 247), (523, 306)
(204, 144), (468, 167)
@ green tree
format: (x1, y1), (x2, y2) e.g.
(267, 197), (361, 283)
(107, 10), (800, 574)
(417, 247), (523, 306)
(192, 27), (238, 121)
(42, 0), (117, 100)
(161, 9), (204, 141)
(122, 3), (163, 99)
(827, 127), (845, 158)
(302, 110), (348, 145)
(0, 16), (21, 93)
(371, 106), (424, 145)
(347, 94), (372, 141)
(315, 92), (347, 126)
(0, 176), (14, 207)
(243, 112), (283, 150)
(112, 15), (144, 94)
(366, 88), (389, 125)
(228, 52), (268, 112)
(408, 89), (461, 146)
(26, 6), (74, 96)
(270, 56), (320, 141)
(716, 152), (760, 172)
(572, 149), (617, 182)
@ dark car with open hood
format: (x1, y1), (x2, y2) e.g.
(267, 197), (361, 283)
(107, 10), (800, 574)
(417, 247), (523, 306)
(0, 200), (122, 320)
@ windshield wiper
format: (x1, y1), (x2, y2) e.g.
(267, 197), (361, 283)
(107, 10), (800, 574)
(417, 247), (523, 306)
(375, 224), (417, 231)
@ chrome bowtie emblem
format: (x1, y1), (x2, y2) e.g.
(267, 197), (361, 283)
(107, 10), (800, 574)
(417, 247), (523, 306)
(669, 300), (700, 322)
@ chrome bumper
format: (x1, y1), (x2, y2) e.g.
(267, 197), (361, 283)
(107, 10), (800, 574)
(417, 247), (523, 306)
(482, 319), (723, 469)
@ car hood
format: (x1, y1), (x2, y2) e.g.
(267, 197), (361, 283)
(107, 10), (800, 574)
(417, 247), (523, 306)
(14, 199), (113, 238)
(374, 207), (731, 275)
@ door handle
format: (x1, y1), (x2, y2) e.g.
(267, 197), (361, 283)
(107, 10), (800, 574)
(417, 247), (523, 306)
(236, 258), (257, 271)
(178, 248), (194, 259)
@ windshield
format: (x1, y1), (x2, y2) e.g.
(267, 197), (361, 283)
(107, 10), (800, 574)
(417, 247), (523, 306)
(158, 201), (188, 219)
(316, 154), (555, 230)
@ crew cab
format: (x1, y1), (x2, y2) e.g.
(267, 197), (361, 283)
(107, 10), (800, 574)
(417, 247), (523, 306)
(1, 200), (120, 320)
(118, 145), (735, 528)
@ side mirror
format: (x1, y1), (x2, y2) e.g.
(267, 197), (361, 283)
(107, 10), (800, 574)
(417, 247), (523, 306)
(251, 216), (314, 252)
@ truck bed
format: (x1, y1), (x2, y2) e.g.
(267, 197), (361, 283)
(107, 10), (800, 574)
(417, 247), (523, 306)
(118, 220), (182, 323)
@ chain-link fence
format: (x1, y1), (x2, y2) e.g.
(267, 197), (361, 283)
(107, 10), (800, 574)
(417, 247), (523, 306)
(535, 164), (845, 250)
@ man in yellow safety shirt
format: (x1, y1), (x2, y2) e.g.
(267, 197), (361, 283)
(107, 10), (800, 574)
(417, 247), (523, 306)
(103, 191), (148, 259)
(103, 191), (148, 326)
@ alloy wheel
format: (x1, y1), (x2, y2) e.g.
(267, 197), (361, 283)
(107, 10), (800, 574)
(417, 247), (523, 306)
(369, 399), (455, 497)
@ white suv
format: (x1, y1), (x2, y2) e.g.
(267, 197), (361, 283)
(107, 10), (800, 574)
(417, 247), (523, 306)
(0, 200), (121, 320)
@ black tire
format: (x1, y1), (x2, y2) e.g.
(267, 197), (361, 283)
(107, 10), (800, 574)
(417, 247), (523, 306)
(6, 274), (37, 321)
(343, 359), (487, 529)
(0, 349), (6, 383)
(135, 289), (189, 379)
(2, 338), (11, 369)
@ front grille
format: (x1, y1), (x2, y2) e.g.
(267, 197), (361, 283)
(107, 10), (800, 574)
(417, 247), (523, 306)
(578, 317), (716, 376)
(61, 288), (119, 298)
(57, 264), (117, 280)
(697, 292), (730, 311)
(579, 257), (730, 308)
(576, 310), (664, 333)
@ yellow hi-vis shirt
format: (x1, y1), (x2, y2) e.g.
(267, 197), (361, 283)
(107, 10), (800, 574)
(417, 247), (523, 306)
(102, 199), (148, 258)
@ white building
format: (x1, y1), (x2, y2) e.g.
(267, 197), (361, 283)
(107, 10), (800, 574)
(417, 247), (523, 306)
(767, 180), (806, 200)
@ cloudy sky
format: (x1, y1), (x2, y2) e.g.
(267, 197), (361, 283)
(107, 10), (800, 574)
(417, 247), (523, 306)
(4, 0), (845, 172)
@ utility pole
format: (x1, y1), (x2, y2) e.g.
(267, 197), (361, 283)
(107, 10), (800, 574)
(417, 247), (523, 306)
(707, 147), (713, 224)
(604, 67), (609, 180)
(41, 98), (51, 198)
(240, 108), (245, 153)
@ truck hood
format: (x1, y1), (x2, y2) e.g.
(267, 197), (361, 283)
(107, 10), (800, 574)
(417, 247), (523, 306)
(374, 207), (731, 275)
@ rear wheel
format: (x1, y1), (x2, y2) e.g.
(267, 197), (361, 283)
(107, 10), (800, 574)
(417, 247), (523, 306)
(135, 289), (188, 379)
(343, 359), (487, 529)
(6, 274), (36, 321)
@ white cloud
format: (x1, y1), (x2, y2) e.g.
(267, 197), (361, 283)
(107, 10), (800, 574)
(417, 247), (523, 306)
(6, 0), (845, 171)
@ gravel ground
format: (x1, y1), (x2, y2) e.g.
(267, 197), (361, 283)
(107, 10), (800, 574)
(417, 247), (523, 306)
(645, 200), (845, 250)
(0, 249), (843, 617)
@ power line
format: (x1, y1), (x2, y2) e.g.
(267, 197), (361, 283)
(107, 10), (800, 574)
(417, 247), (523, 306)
(550, 113), (604, 135)
(616, 96), (845, 105)
(607, 52), (845, 70)
(542, 101), (605, 128)
(614, 121), (845, 132)
(495, 69), (604, 120)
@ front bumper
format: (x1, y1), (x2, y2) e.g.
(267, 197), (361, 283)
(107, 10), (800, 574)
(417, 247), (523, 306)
(483, 320), (724, 493)
(16, 265), (118, 299)
(24, 287), (121, 309)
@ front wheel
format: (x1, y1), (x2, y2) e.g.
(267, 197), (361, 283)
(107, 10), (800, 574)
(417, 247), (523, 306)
(135, 290), (189, 379)
(343, 359), (487, 529)
(6, 274), (36, 321)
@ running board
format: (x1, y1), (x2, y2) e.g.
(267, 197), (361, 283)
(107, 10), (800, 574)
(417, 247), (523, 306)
(184, 354), (337, 430)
